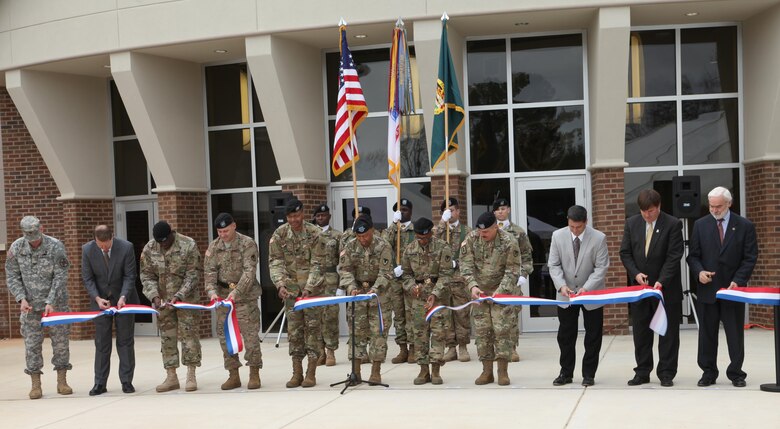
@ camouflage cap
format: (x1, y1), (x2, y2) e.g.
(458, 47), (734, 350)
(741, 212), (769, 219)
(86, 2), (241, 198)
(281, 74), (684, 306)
(20, 216), (42, 242)
(475, 211), (496, 230)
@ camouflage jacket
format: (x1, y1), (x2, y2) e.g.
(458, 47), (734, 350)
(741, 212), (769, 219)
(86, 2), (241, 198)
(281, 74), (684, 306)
(338, 229), (355, 253)
(140, 233), (202, 302)
(338, 235), (393, 295)
(308, 226), (342, 290)
(400, 236), (453, 300)
(500, 221), (534, 277)
(459, 229), (522, 295)
(5, 235), (70, 310)
(268, 222), (321, 296)
(382, 221), (416, 266)
(204, 232), (261, 302)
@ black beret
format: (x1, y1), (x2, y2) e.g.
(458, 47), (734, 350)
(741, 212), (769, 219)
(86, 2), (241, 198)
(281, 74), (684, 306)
(214, 213), (235, 229)
(313, 204), (329, 215)
(440, 197), (458, 212)
(353, 206), (371, 217)
(152, 221), (172, 243)
(392, 198), (413, 211)
(476, 212), (496, 229)
(285, 198), (303, 215)
(492, 198), (510, 211)
(353, 216), (373, 234)
(413, 217), (434, 234)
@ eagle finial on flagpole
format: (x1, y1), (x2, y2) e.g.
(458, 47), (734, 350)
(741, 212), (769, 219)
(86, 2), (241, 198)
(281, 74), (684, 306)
(396, 17), (404, 27)
(339, 17), (347, 27)
(441, 12), (449, 21)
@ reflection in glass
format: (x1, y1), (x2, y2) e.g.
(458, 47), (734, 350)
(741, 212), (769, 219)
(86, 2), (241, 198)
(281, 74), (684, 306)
(110, 81), (135, 137)
(628, 30), (676, 98)
(254, 128), (280, 187)
(469, 178), (509, 223)
(340, 196), (389, 233)
(257, 191), (292, 332)
(205, 64), (252, 126)
(399, 115), (430, 178)
(470, 110), (509, 174)
(209, 129), (252, 189)
(400, 182), (433, 221)
(114, 139), (148, 196)
(514, 106), (585, 171)
(682, 168), (740, 217)
(681, 26), (738, 95)
(625, 101), (677, 167)
(251, 84), (264, 123)
(682, 98), (738, 165)
(624, 171), (677, 217)
(467, 39), (507, 106)
(211, 192), (255, 238)
(511, 34), (583, 103)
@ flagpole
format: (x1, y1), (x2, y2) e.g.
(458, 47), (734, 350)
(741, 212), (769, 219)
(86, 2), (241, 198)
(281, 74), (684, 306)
(348, 111), (359, 221)
(444, 103), (450, 244)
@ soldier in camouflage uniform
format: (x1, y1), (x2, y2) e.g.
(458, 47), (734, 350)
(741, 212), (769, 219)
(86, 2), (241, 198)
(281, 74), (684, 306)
(401, 217), (454, 385)
(382, 198), (416, 364)
(204, 212), (263, 390)
(339, 207), (372, 363)
(312, 204), (342, 366)
(140, 221), (202, 393)
(493, 198), (534, 362)
(460, 211), (522, 386)
(269, 199), (324, 388)
(433, 197), (472, 362)
(5, 216), (72, 400)
(338, 216), (394, 384)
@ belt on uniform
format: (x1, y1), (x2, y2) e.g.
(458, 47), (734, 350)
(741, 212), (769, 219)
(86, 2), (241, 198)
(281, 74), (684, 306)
(217, 280), (236, 289)
(324, 267), (338, 273)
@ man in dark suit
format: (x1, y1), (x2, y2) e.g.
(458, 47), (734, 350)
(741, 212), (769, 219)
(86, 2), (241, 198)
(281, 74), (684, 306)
(82, 225), (138, 395)
(687, 186), (758, 388)
(620, 189), (684, 387)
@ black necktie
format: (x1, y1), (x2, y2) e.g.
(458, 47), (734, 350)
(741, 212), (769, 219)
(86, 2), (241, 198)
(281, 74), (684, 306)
(573, 237), (580, 262)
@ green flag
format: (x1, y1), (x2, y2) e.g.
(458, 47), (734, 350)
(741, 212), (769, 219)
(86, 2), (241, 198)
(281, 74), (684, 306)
(430, 17), (464, 171)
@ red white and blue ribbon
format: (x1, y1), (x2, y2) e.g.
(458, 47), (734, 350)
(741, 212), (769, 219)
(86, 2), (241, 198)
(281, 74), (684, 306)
(293, 293), (384, 334)
(41, 304), (159, 326)
(168, 300), (243, 355)
(716, 287), (780, 306)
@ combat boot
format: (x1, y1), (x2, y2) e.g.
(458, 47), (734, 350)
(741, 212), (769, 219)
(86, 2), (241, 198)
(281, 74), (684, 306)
(413, 364), (431, 385)
(248, 366), (261, 389)
(407, 345), (416, 364)
(185, 366), (197, 392)
(391, 344), (408, 364)
(497, 359), (510, 386)
(221, 369), (241, 390)
(352, 363), (362, 383)
(475, 360), (494, 385)
(29, 373), (42, 400)
(368, 361), (383, 384)
(458, 344), (471, 362)
(56, 369), (73, 395)
(511, 346), (520, 362)
(302, 357), (317, 388)
(431, 363), (443, 385)
(156, 367), (180, 392)
(443, 346), (457, 362)
(317, 348), (326, 366)
(325, 348), (336, 366)
(286, 357), (304, 388)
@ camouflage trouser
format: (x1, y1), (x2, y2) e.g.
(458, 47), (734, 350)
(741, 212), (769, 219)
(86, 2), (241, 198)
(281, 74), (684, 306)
(449, 280), (471, 346)
(349, 294), (391, 362)
(285, 297), (323, 359)
(20, 309), (72, 375)
(346, 305), (370, 360)
(157, 306), (202, 369)
(472, 300), (514, 361)
(321, 276), (340, 350)
(217, 298), (263, 370)
(389, 278), (408, 345)
(411, 297), (449, 365)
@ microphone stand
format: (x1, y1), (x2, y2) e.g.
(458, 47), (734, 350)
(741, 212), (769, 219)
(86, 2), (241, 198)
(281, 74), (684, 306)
(330, 300), (388, 393)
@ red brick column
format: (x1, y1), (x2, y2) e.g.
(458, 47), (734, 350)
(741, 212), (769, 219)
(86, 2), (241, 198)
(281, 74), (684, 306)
(745, 161), (780, 326)
(430, 173), (468, 225)
(281, 183), (327, 214)
(590, 167), (629, 335)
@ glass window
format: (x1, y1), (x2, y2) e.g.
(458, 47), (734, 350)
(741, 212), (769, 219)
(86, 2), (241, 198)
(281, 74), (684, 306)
(513, 106), (585, 172)
(210, 192), (255, 238)
(682, 98), (738, 165)
(681, 26), (738, 95)
(467, 39), (507, 106)
(251, 84), (264, 123)
(400, 182), (433, 221)
(114, 139), (148, 196)
(469, 178), (509, 225)
(628, 30), (676, 98)
(208, 129), (252, 189)
(624, 171), (677, 217)
(400, 114), (430, 178)
(254, 128), (280, 187)
(625, 101), (677, 167)
(110, 81), (135, 137)
(205, 64), (252, 126)
(329, 117), (386, 182)
(257, 191), (291, 332)
(470, 110), (509, 174)
(511, 34), (583, 103)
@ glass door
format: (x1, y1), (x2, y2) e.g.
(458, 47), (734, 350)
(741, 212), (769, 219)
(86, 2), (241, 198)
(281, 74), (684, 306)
(515, 176), (586, 332)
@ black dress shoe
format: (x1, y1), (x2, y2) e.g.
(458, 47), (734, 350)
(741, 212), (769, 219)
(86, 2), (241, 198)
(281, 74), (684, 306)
(660, 378), (674, 387)
(121, 382), (135, 393)
(732, 379), (746, 388)
(582, 377), (595, 387)
(553, 374), (573, 386)
(627, 375), (650, 386)
(89, 384), (107, 396)
(697, 377), (716, 387)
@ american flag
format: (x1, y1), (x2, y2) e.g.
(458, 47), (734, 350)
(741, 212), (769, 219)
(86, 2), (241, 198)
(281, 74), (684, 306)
(332, 24), (368, 176)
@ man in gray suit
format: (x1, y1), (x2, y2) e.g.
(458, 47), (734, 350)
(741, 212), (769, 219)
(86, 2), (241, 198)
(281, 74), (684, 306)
(548, 205), (609, 387)
(82, 225), (138, 395)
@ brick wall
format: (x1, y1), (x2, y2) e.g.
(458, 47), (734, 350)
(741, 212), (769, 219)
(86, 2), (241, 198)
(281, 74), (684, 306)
(281, 183), (327, 213)
(430, 174), (468, 226)
(745, 161), (779, 327)
(590, 168), (629, 335)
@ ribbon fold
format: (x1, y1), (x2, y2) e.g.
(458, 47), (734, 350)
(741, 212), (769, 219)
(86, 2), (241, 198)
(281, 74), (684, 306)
(41, 304), (159, 326)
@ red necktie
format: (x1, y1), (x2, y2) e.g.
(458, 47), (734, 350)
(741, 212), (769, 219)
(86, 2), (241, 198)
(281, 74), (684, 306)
(717, 219), (724, 244)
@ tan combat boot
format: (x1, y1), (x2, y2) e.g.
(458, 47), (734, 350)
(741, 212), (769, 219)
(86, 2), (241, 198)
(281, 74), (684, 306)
(29, 373), (42, 400)
(443, 346), (457, 362)
(407, 345), (416, 364)
(391, 344), (408, 364)
(325, 348), (336, 366)
(56, 369), (73, 395)
(368, 361), (382, 384)
(431, 363), (443, 385)
(317, 348), (326, 366)
(458, 344), (471, 362)
(511, 346), (520, 362)
(475, 360), (495, 385)
(352, 363), (362, 383)
(413, 364), (431, 385)
(302, 357), (317, 388)
(497, 359), (510, 386)
(247, 366), (261, 389)
(185, 366), (198, 392)
(221, 369), (241, 390)
(156, 367), (180, 392)
(286, 357), (304, 388)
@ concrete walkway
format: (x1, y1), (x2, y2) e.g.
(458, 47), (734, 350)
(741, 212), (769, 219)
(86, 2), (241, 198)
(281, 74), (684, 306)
(0, 329), (778, 428)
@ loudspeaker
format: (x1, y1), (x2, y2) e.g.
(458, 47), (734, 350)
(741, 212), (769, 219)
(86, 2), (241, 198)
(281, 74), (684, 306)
(672, 176), (701, 218)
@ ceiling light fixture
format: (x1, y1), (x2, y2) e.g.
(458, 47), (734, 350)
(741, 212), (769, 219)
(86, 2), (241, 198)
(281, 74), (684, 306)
(514, 22), (529, 26)
(103, 65), (111, 69)
(214, 49), (228, 54)
(685, 12), (699, 17)
(354, 34), (367, 39)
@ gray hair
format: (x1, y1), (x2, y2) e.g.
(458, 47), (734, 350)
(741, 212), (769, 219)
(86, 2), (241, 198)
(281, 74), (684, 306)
(708, 186), (733, 203)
